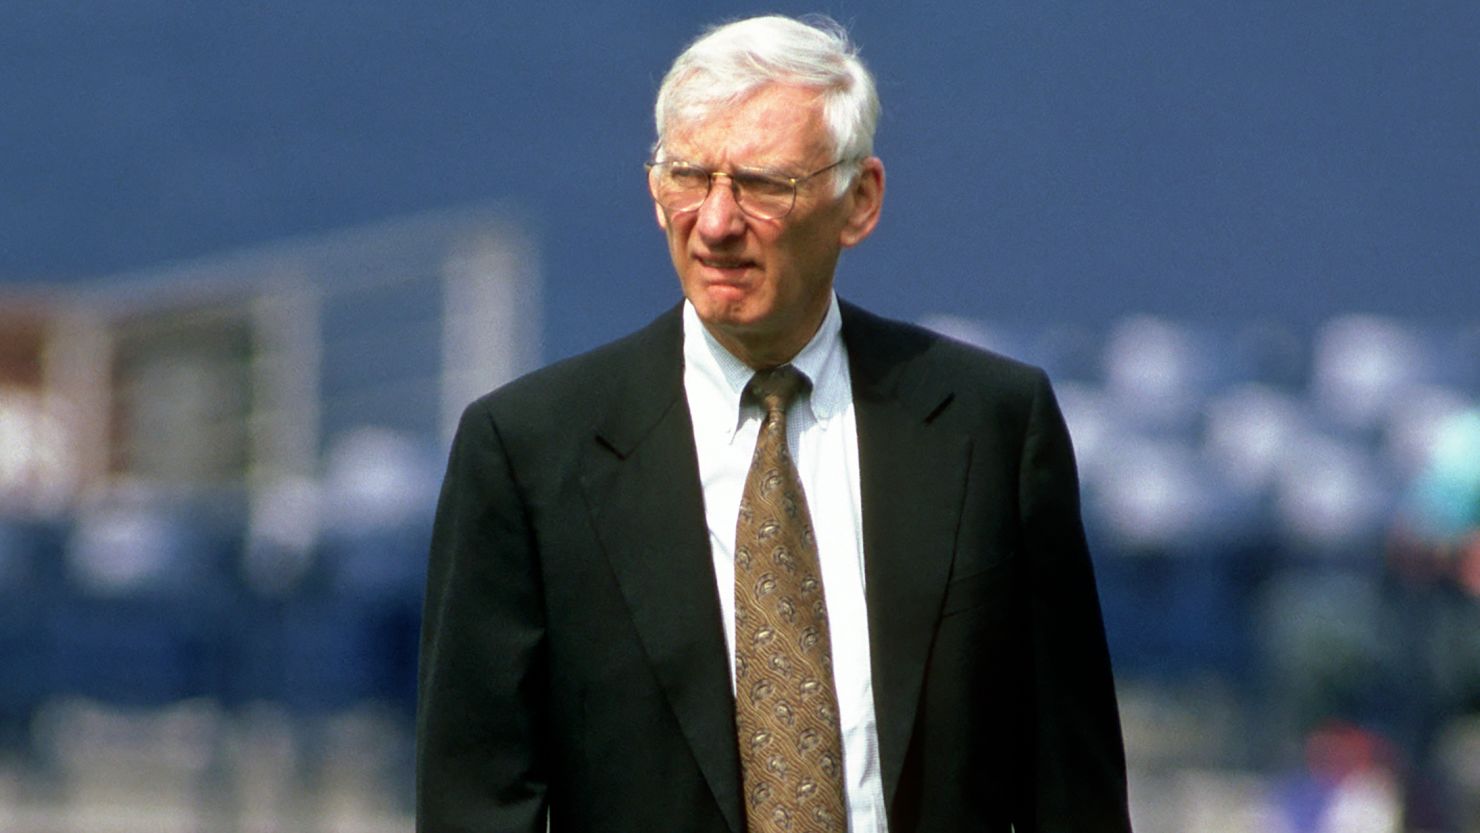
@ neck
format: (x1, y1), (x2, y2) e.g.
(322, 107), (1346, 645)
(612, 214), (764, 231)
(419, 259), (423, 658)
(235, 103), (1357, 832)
(707, 310), (827, 371)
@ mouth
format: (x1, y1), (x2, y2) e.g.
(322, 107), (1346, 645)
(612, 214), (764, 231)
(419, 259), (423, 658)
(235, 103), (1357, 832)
(693, 256), (757, 302)
(699, 256), (755, 271)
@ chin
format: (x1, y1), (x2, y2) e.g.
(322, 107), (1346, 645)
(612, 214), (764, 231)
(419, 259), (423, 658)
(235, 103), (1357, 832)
(697, 304), (758, 332)
(688, 286), (757, 320)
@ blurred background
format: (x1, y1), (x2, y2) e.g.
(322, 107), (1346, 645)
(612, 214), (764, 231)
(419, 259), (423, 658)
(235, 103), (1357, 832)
(1, 2), (1477, 831)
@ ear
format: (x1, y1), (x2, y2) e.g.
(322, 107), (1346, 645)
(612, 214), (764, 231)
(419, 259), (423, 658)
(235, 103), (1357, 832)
(654, 198), (670, 231)
(838, 157), (885, 248)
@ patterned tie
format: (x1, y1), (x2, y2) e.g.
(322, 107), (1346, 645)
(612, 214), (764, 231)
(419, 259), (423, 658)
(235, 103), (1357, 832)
(733, 365), (847, 833)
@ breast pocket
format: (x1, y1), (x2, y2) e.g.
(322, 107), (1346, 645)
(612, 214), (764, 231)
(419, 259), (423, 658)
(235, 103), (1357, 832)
(939, 552), (1017, 620)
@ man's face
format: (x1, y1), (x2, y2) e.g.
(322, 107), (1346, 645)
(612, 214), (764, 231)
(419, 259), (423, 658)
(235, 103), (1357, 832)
(654, 83), (883, 367)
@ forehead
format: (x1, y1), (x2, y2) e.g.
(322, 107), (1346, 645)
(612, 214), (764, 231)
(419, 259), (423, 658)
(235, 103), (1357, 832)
(664, 84), (831, 169)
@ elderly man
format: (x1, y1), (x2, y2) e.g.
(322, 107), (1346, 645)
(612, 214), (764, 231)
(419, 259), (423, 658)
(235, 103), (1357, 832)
(418, 14), (1131, 833)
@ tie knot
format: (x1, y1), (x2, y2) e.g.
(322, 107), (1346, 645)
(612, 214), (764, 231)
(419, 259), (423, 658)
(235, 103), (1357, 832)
(746, 365), (810, 417)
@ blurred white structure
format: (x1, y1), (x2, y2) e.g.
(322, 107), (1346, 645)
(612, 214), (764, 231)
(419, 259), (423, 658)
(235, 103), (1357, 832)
(0, 205), (541, 831)
(0, 203), (540, 512)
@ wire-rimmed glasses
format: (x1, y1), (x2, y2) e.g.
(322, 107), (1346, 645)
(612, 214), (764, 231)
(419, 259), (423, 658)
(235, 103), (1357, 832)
(645, 158), (853, 221)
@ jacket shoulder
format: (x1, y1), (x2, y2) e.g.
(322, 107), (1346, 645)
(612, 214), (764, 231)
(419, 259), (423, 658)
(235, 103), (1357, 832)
(840, 300), (1049, 408)
(462, 305), (682, 436)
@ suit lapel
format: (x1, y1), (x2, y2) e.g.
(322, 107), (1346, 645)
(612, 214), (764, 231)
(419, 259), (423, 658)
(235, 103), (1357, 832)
(575, 302), (970, 828)
(577, 308), (744, 833)
(842, 302), (972, 813)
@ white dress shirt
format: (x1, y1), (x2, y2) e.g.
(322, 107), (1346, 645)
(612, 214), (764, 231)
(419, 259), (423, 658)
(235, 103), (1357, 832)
(682, 294), (888, 833)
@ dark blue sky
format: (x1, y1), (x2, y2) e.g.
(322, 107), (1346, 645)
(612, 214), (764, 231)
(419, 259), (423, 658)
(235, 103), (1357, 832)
(3, 2), (1477, 362)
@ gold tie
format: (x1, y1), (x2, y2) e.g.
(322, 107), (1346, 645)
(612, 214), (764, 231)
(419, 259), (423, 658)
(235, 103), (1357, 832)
(733, 366), (847, 833)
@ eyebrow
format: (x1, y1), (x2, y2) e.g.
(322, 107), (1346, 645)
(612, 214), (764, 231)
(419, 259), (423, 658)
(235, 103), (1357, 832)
(665, 159), (802, 179)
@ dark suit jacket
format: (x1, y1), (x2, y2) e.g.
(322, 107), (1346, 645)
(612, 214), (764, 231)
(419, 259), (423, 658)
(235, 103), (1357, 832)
(417, 301), (1132, 833)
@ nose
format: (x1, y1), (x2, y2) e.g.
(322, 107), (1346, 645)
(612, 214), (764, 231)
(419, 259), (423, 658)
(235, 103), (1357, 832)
(694, 172), (747, 242)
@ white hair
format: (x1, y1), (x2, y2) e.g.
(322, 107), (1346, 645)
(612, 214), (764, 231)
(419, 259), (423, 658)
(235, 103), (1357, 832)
(653, 15), (880, 193)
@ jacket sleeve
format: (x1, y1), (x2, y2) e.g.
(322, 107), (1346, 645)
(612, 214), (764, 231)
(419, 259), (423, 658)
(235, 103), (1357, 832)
(417, 400), (550, 833)
(1016, 369), (1133, 833)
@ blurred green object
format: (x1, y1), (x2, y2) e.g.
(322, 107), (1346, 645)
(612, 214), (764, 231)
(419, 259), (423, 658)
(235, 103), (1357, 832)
(1411, 410), (1480, 540)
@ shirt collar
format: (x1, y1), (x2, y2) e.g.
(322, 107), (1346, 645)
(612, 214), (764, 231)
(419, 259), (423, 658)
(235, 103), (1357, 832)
(682, 293), (850, 439)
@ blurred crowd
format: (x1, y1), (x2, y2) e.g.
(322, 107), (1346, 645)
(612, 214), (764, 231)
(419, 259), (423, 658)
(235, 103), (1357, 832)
(927, 311), (1480, 832)
(0, 302), (1476, 831)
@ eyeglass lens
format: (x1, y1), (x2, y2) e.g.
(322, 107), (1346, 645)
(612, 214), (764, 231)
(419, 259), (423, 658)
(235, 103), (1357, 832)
(650, 164), (796, 220)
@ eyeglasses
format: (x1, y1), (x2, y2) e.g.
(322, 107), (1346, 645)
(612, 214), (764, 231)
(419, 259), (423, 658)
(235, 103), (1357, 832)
(645, 158), (854, 221)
